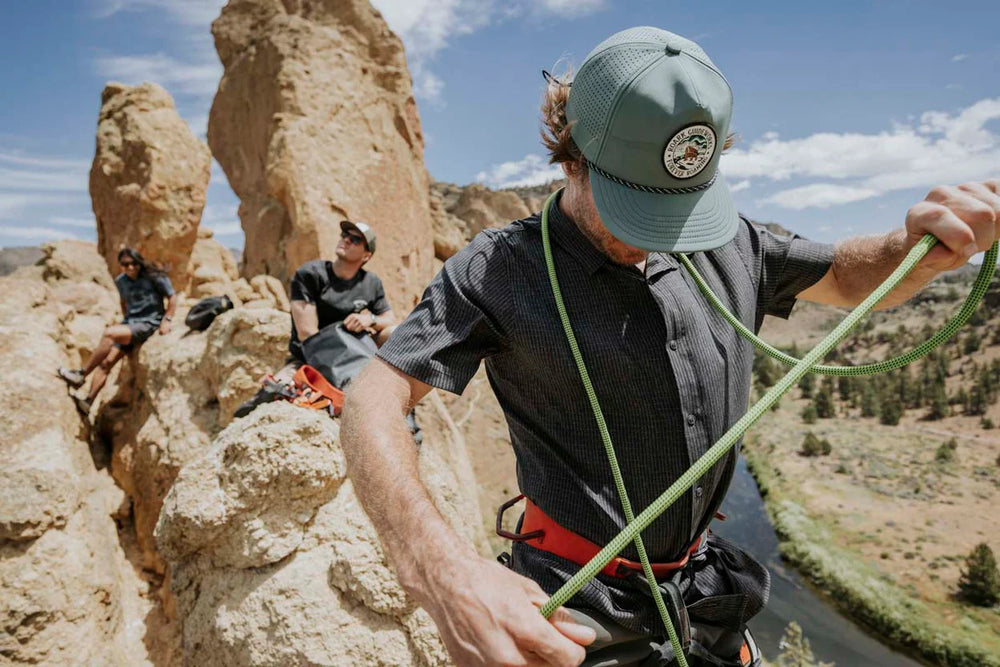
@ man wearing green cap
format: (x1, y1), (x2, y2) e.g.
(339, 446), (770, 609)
(341, 27), (1000, 667)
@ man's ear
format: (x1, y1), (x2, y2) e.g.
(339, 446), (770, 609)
(362, 252), (373, 264)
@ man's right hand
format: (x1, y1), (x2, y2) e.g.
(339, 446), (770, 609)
(423, 555), (595, 666)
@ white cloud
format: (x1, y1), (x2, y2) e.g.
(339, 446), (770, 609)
(95, 53), (221, 99)
(371, 0), (605, 104)
(0, 152), (89, 193)
(729, 179), (751, 193)
(762, 184), (879, 210)
(536, 0), (606, 17)
(475, 153), (563, 188)
(0, 226), (78, 241)
(722, 97), (1000, 209)
(93, 0), (225, 26)
(952, 53), (969, 62)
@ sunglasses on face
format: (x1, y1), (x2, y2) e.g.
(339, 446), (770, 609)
(340, 231), (366, 246)
(120, 261), (138, 268)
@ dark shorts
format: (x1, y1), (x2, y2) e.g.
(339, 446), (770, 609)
(115, 320), (159, 351)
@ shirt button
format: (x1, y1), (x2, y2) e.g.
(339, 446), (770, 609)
(694, 486), (704, 499)
(669, 340), (678, 351)
(686, 414), (696, 426)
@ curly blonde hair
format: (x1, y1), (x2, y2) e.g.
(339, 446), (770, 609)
(540, 69), (736, 172)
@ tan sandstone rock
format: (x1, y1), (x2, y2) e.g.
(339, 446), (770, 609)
(91, 82), (212, 289)
(0, 241), (157, 665)
(157, 399), (486, 666)
(98, 307), (291, 575)
(209, 0), (434, 312)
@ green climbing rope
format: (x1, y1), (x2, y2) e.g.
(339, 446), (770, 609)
(535, 189), (997, 667)
(676, 245), (997, 376)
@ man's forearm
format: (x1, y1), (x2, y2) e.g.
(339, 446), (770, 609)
(826, 229), (940, 310)
(340, 361), (473, 604)
(370, 311), (395, 332)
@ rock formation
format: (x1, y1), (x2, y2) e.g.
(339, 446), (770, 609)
(91, 82), (212, 289)
(209, 0), (435, 312)
(98, 307), (292, 575)
(157, 401), (484, 665)
(0, 242), (156, 665)
(429, 180), (562, 260)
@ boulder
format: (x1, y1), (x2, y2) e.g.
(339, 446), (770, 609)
(157, 401), (484, 666)
(209, 0), (434, 312)
(187, 227), (240, 298)
(0, 241), (158, 665)
(98, 308), (291, 575)
(90, 82), (212, 289)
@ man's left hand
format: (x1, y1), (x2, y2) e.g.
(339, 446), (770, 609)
(344, 312), (374, 333)
(159, 321), (172, 336)
(906, 179), (1000, 272)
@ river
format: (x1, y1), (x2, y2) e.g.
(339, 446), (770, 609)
(713, 457), (926, 666)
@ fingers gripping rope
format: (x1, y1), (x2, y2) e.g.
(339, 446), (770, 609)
(536, 189), (997, 666)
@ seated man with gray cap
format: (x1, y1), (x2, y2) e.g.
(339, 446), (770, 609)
(339, 26), (999, 667)
(234, 220), (395, 418)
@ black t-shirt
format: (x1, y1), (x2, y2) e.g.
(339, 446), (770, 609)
(288, 260), (391, 361)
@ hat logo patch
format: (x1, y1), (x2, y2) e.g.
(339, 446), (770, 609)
(663, 124), (716, 179)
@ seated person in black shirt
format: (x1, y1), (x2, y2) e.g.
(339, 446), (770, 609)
(234, 220), (395, 418)
(58, 247), (177, 416)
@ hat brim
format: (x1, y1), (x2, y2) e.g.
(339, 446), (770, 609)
(589, 169), (740, 253)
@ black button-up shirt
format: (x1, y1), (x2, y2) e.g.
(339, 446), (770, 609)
(378, 192), (833, 630)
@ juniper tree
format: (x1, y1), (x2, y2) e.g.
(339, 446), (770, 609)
(860, 381), (878, 418)
(798, 372), (816, 399)
(958, 542), (1000, 607)
(813, 385), (836, 419)
(880, 392), (903, 426)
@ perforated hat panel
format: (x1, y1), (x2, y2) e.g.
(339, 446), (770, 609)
(568, 44), (663, 160)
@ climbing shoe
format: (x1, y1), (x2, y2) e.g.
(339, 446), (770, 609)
(58, 367), (85, 389)
(233, 378), (292, 419)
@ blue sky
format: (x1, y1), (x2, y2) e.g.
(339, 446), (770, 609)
(1, 0), (998, 251)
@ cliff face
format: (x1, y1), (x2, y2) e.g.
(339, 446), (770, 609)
(209, 0), (435, 312)
(0, 242), (157, 665)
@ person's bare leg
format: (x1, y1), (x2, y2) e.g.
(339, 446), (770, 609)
(82, 325), (132, 376)
(87, 346), (125, 401)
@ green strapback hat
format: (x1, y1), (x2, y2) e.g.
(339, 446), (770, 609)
(567, 27), (738, 252)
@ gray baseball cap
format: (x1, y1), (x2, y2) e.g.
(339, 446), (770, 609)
(340, 220), (376, 254)
(567, 27), (739, 252)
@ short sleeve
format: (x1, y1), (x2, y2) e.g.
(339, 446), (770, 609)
(368, 276), (391, 315)
(155, 274), (175, 297)
(377, 231), (512, 395)
(751, 220), (834, 323)
(290, 262), (323, 304)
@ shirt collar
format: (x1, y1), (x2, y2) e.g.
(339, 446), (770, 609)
(546, 191), (678, 279)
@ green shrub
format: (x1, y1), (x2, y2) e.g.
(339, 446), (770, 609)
(958, 543), (1000, 607)
(801, 404), (818, 424)
(801, 432), (832, 457)
(935, 438), (958, 463)
(880, 394), (902, 426)
(982, 417), (994, 430)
